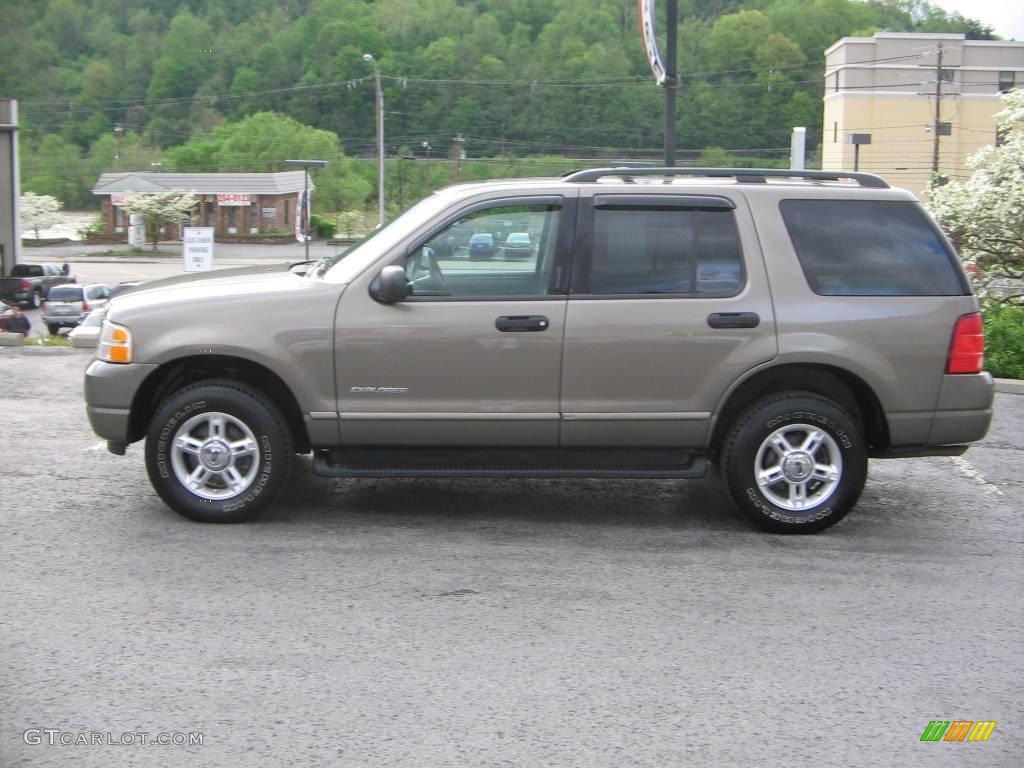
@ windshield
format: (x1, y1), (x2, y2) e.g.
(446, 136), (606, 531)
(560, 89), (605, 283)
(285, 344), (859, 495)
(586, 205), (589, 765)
(318, 193), (454, 284)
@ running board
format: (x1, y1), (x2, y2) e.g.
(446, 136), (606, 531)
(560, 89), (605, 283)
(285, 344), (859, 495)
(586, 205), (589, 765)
(312, 447), (707, 480)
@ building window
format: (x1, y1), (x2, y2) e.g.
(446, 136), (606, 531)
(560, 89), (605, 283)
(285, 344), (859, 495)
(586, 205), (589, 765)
(937, 121), (952, 136)
(998, 71), (1015, 93)
(996, 127), (1009, 147)
(939, 68), (955, 84)
(833, 122), (838, 143)
(833, 72), (839, 93)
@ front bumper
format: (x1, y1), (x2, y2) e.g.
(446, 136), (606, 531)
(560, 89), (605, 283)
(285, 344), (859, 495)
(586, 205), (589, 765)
(84, 359), (158, 443)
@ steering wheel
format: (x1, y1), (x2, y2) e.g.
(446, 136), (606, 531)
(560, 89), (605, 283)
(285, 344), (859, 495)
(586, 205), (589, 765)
(407, 246), (449, 295)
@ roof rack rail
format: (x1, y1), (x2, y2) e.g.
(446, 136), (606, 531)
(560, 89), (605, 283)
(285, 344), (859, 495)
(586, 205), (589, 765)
(561, 167), (890, 189)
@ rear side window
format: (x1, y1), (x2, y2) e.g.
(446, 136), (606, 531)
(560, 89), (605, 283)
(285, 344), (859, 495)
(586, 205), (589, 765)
(11, 265), (42, 277)
(780, 200), (967, 296)
(581, 207), (744, 296)
(48, 285), (83, 302)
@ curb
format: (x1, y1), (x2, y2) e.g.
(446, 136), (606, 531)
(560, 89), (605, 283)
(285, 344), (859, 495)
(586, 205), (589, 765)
(995, 378), (1024, 395)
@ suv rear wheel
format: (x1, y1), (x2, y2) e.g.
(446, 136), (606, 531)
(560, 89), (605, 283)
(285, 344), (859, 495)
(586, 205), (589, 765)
(144, 380), (293, 523)
(721, 392), (867, 533)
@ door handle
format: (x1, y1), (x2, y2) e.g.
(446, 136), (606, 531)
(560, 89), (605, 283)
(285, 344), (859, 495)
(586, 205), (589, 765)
(496, 315), (549, 332)
(707, 312), (760, 329)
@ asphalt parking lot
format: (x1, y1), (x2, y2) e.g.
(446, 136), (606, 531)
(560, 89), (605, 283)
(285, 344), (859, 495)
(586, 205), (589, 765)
(1, 347), (1021, 767)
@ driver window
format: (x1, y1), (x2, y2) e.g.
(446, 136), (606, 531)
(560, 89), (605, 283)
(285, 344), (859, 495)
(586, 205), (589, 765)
(405, 203), (561, 299)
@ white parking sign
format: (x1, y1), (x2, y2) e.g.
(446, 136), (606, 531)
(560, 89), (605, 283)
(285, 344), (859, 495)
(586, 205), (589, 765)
(183, 227), (214, 272)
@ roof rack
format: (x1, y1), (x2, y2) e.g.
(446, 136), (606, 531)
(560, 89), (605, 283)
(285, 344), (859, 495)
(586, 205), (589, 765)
(561, 167), (890, 189)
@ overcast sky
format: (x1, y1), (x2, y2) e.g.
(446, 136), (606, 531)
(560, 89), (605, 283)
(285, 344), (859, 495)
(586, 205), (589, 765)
(932, 1), (1024, 40)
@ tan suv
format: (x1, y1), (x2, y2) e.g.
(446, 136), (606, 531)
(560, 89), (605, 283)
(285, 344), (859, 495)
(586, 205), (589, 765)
(84, 168), (994, 533)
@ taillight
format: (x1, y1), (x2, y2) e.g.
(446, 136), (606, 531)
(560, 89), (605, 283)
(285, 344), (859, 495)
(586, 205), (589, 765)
(20, 279), (29, 290)
(946, 312), (984, 374)
(82, 300), (89, 311)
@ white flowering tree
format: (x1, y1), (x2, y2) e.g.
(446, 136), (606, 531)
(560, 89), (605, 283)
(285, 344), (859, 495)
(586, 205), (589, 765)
(928, 89), (1024, 304)
(120, 190), (197, 251)
(19, 191), (64, 240)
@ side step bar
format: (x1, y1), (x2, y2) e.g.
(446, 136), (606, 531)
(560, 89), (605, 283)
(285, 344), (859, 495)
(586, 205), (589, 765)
(312, 447), (707, 480)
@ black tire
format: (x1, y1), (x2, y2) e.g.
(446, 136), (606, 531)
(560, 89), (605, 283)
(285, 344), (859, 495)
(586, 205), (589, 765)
(144, 380), (293, 523)
(47, 324), (60, 336)
(721, 392), (867, 534)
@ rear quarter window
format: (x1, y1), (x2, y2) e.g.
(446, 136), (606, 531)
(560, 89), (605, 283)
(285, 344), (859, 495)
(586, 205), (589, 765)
(581, 206), (744, 296)
(780, 199), (968, 296)
(47, 285), (83, 302)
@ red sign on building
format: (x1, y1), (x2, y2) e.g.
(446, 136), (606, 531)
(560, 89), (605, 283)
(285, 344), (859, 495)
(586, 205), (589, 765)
(217, 193), (251, 206)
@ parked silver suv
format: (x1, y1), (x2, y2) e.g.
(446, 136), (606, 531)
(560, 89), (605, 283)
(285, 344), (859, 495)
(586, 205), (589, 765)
(84, 168), (994, 532)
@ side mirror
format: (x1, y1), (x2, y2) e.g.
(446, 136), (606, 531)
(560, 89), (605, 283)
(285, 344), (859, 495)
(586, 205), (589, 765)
(369, 265), (410, 304)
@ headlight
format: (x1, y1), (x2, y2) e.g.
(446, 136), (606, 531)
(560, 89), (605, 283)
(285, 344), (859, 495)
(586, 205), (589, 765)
(97, 320), (132, 363)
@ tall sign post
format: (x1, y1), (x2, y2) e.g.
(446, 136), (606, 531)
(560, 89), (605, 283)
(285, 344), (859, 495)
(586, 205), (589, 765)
(639, 0), (678, 166)
(183, 227), (215, 272)
(790, 127), (807, 170)
(847, 133), (872, 172)
(127, 213), (146, 248)
(283, 159), (327, 263)
(0, 99), (20, 276)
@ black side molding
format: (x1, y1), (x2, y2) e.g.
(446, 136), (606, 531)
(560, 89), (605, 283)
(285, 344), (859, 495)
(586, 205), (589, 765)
(707, 312), (760, 329)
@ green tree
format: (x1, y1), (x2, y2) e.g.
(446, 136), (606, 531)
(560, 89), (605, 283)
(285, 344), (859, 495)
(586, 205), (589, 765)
(165, 112), (371, 210)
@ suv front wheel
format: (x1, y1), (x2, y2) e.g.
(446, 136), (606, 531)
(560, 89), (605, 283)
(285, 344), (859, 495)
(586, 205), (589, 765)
(144, 380), (293, 523)
(722, 393), (867, 533)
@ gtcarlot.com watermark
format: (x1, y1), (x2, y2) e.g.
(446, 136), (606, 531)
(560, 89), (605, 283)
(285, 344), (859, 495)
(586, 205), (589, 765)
(23, 729), (204, 746)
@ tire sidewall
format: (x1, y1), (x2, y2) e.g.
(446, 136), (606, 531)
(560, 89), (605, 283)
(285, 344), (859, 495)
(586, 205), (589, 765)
(145, 382), (291, 523)
(724, 395), (867, 533)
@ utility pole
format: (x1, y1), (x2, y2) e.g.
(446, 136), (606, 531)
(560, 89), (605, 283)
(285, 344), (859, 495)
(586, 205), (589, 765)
(451, 133), (465, 179)
(363, 53), (385, 227)
(932, 41), (944, 175)
(114, 123), (123, 170)
(664, 0), (678, 167)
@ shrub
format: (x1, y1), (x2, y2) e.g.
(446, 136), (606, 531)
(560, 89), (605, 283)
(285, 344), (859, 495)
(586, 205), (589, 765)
(336, 210), (363, 239)
(77, 213), (105, 239)
(983, 302), (1024, 379)
(309, 213), (336, 240)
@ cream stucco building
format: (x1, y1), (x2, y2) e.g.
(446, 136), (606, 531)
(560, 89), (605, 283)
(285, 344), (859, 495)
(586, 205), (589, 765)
(822, 32), (1024, 199)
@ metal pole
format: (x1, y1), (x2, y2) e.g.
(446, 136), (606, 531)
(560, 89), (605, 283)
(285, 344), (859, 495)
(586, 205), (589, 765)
(376, 71), (384, 226)
(932, 41), (944, 175)
(303, 167), (310, 262)
(664, 0), (678, 167)
(854, 143), (860, 172)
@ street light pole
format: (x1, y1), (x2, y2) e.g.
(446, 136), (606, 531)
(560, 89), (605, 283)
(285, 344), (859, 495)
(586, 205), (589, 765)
(363, 53), (385, 228)
(284, 159), (328, 263)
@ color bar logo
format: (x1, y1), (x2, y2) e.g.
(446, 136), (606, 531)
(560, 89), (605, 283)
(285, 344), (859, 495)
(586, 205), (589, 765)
(920, 721), (997, 742)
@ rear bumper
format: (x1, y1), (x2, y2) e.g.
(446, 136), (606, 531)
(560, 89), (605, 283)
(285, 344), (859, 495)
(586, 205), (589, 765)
(43, 313), (86, 327)
(927, 372), (995, 446)
(84, 360), (158, 443)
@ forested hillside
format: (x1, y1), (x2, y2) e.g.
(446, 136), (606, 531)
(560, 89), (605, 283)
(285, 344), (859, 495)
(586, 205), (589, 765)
(0, 0), (993, 211)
